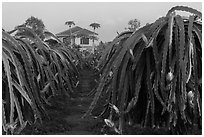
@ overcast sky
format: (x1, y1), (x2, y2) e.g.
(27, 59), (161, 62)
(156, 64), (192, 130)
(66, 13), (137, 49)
(2, 2), (202, 42)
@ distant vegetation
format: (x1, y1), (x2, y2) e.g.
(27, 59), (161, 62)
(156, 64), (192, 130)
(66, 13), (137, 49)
(126, 18), (141, 31)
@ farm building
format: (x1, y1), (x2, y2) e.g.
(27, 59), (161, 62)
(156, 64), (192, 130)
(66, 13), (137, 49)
(56, 26), (99, 52)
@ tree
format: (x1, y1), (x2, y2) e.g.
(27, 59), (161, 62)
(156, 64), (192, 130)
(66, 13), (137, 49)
(24, 16), (45, 40)
(65, 21), (75, 28)
(127, 18), (141, 31)
(65, 21), (75, 45)
(90, 22), (100, 32)
(89, 23), (100, 53)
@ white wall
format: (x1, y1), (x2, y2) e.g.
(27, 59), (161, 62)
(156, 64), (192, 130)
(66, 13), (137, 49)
(75, 37), (99, 53)
(75, 37), (95, 47)
(75, 38), (80, 45)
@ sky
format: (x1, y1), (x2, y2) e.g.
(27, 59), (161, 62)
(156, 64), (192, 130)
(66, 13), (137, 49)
(2, 2), (202, 42)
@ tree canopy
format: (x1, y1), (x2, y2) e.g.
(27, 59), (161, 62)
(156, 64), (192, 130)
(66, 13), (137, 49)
(127, 18), (141, 31)
(15, 16), (46, 40)
(89, 23), (100, 31)
(24, 16), (45, 38)
(65, 21), (75, 28)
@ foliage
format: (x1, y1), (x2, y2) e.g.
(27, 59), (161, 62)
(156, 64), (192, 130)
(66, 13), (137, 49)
(65, 21), (75, 28)
(84, 6), (202, 134)
(127, 19), (141, 31)
(90, 23), (101, 31)
(19, 16), (46, 40)
(80, 41), (109, 70)
(2, 26), (79, 134)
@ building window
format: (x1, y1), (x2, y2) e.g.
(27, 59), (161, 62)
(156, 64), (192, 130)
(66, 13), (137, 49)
(80, 37), (89, 44)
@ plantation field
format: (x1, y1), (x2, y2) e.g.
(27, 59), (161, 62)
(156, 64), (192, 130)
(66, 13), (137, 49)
(18, 68), (182, 135)
(2, 6), (202, 135)
(18, 68), (201, 135)
(19, 68), (104, 135)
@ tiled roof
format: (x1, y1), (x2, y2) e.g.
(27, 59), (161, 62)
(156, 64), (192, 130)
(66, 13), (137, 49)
(56, 26), (98, 37)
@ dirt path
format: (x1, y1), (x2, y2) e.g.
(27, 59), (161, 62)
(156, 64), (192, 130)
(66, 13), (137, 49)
(21, 68), (103, 135)
(63, 68), (102, 135)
